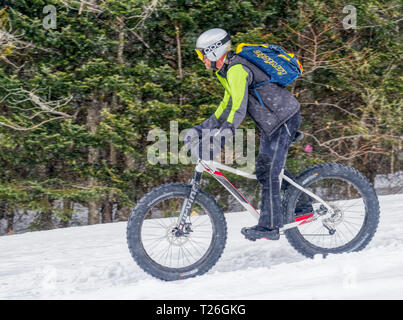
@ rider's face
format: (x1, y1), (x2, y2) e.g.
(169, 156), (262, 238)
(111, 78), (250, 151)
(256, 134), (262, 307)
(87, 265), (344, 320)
(203, 57), (212, 69)
(215, 57), (225, 70)
(203, 54), (226, 70)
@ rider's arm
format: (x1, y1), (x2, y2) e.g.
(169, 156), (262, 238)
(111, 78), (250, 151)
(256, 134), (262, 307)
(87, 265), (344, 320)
(186, 65), (251, 156)
(215, 64), (251, 130)
(192, 89), (230, 134)
(189, 64), (251, 150)
(192, 114), (219, 134)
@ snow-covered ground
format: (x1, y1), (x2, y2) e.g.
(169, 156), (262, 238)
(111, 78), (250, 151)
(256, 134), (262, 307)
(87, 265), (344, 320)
(0, 193), (402, 300)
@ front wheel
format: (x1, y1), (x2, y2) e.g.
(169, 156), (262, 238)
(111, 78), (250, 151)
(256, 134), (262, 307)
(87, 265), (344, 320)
(284, 163), (380, 258)
(127, 183), (227, 281)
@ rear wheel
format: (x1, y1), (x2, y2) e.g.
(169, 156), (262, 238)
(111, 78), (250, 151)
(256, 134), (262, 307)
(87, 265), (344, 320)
(127, 183), (227, 281)
(284, 163), (379, 258)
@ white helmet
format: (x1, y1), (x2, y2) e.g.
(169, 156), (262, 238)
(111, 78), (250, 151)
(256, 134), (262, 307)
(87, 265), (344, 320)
(195, 28), (231, 62)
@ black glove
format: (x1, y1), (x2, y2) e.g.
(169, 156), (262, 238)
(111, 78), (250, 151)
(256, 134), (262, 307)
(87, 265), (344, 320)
(184, 121), (235, 160)
(214, 121), (235, 150)
(184, 127), (215, 161)
(184, 134), (192, 148)
(184, 127), (201, 152)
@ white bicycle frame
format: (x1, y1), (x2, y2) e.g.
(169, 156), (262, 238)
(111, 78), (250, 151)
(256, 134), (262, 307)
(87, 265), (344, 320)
(195, 159), (335, 232)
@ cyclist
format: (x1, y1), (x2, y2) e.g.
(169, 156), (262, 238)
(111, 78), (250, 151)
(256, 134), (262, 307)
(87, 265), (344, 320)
(187, 28), (302, 241)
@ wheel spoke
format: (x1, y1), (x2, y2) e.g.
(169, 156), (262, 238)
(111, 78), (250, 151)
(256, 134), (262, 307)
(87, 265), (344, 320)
(139, 195), (214, 269)
(294, 176), (368, 250)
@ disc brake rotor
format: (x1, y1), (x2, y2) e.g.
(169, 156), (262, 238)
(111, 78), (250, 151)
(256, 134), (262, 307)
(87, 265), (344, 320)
(166, 223), (190, 246)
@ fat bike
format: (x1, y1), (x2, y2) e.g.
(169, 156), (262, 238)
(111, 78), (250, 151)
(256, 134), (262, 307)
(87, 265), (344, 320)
(127, 132), (380, 281)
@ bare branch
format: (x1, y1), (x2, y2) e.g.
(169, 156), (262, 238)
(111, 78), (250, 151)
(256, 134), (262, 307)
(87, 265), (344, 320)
(300, 102), (359, 118)
(0, 116), (69, 131)
(59, 0), (103, 14)
(0, 86), (75, 131)
(304, 132), (402, 161)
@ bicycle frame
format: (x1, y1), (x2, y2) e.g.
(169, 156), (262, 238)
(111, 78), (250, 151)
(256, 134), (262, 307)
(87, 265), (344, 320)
(177, 159), (335, 234)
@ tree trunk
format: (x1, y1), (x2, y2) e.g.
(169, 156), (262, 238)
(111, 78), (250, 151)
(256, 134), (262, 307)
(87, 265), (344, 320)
(390, 144), (395, 175)
(7, 209), (14, 235)
(0, 201), (11, 234)
(0, 201), (6, 220)
(119, 153), (135, 221)
(87, 97), (100, 225)
(101, 101), (115, 223)
(60, 198), (72, 228)
(101, 201), (113, 223)
(36, 198), (54, 230)
(102, 17), (126, 223)
(175, 24), (184, 105)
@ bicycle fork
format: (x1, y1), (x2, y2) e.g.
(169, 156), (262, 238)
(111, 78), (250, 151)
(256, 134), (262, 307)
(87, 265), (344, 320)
(175, 171), (202, 232)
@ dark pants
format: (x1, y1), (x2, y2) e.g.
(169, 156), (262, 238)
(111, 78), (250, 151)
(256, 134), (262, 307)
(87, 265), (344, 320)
(256, 112), (302, 229)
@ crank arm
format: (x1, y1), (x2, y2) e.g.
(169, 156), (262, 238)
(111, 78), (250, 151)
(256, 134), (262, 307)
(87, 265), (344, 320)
(322, 219), (337, 234)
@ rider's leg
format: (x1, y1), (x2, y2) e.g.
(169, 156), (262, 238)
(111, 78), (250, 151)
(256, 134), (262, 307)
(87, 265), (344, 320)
(281, 166), (314, 216)
(258, 112), (302, 229)
(242, 112), (301, 241)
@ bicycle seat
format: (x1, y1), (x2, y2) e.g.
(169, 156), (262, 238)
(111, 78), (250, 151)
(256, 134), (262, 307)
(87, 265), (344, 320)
(292, 131), (304, 144)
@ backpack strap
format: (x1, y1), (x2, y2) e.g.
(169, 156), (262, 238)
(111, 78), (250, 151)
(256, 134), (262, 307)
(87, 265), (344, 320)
(231, 50), (279, 106)
(251, 80), (275, 105)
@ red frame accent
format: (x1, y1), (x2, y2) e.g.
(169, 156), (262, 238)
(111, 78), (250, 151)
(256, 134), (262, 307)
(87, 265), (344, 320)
(206, 167), (315, 226)
(295, 213), (314, 225)
(209, 169), (260, 214)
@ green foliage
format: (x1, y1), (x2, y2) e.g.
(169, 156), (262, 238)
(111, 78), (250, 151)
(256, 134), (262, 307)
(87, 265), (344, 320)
(0, 0), (401, 231)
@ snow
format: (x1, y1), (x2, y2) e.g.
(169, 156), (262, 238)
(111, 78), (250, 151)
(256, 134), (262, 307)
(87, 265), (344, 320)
(0, 193), (402, 300)
(374, 171), (403, 195)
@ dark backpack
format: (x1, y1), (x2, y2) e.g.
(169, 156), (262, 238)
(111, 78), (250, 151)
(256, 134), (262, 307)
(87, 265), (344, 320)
(236, 43), (303, 104)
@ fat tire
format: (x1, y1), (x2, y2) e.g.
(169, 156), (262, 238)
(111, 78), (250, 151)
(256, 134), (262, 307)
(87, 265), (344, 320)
(283, 163), (380, 258)
(127, 183), (227, 281)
